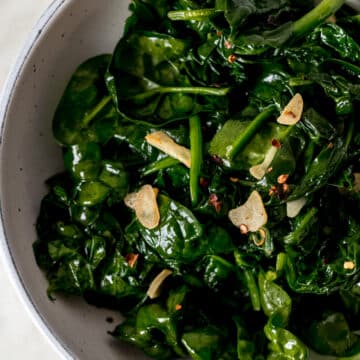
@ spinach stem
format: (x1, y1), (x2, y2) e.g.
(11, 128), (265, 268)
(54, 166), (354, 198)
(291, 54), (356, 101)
(292, 0), (346, 41)
(142, 157), (180, 176)
(289, 78), (315, 87)
(325, 59), (360, 76)
(303, 140), (317, 172)
(189, 115), (203, 206)
(82, 95), (112, 127)
(244, 270), (261, 312)
(276, 253), (287, 275)
(127, 86), (230, 101)
(345, 118), (355, 149)
(228, 105), (276, 160)
(168, 8), (215, 21)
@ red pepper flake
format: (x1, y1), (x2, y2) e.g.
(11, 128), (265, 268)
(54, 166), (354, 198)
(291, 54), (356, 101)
(175, 304), (183, 311)
(209, 193), (222, 213)
(282, 183), (289, 193)
(224, 40), (233, 49)
(284, 110), (296, 119)
(277, 174), (289, 184)
(267, 167), (273, 173)
(227, 54), (237, 63)
(327, 142), (334, 149)
(230, 177), (240, 183)
(125, 253), (139, 268)
(211, 155), (223, 165)
(199, 177), (209, 188)
(269, 185), (278, 196)
(216, 30), (223, 37)
(271, 139), (282, 148)
(239, 224), (249, 234)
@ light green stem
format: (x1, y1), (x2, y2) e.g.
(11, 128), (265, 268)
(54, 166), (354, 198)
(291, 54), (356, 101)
(244, 270), (261, 312)
(82, 95), (112, 127)
(228, 105), (276, 160)
(189, 115), (203, 206)
(292, 0), (346, 41)
(127, 86), (230, 102)
(168, 8), (215, 21)
(142, 157), (180, 176)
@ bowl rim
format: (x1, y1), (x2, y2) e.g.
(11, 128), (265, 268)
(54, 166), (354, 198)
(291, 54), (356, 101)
(0, 0), (71, 358)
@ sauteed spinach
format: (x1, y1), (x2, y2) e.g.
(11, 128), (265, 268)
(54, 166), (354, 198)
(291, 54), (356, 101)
(34, 0), (360, 358)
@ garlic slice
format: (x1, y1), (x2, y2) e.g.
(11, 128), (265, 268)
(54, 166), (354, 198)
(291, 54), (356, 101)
(344, 261), (356, 270)
(249, 146), (278, 180)
(135, 185), (160, 229)
(147, 269), (173, 299)
(353, 173), (360, 193)
(277, 93), (304, 126)
(228, 190), (268, 232)
(124, 186), (160, 229)
(145, 131), (191, 168)
(286, 197), (307, 218)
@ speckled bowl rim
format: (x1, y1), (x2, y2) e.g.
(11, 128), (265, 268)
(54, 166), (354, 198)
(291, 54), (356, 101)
(0, 1), (71, 359)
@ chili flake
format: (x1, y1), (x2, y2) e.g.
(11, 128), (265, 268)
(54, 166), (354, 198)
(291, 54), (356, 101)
(125, 253), (139, 268)
(209, 193), (222, 213)
(224, 40), (233, 49)
(227, 54), (237, 63)
(239, 224), (249, 234)
(277, 174), (289, 184)
(271, 139), (282, 148)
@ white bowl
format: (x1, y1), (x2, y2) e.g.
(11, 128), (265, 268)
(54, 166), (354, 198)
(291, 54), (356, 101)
(0, 0), (145, 358)
(0, 1), (359, 360)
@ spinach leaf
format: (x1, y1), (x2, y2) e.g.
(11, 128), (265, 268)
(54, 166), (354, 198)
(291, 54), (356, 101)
(259, 272), (308, 359)
(181, 328), (222, 360)
(133, 194), (233, 268)
(106, 32), (229, 124)
(53, 55), (117, 146)
(310, 23), (360, 63)
(306, 312), (360, 356)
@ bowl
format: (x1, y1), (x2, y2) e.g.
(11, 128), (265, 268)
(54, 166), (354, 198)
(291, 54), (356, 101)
(1, 1), (360, 360)
(0, 0), (145, 359)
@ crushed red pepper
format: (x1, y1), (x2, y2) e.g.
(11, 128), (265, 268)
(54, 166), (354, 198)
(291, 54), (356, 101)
(227, 54), (237, 63)
(209, 193), (222, 213)
(224, 40), (232, 49)
(125, 253), (139, 268)
(271, 138), (282, 148)
(239, 224), (249, 234)
(199, 177), (209, 188)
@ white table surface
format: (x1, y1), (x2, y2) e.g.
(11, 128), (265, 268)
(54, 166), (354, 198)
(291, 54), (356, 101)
(0, 1), (62, 359)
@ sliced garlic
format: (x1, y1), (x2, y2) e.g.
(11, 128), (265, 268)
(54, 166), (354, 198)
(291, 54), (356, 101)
(286, 197), (307, 218)
(353, 173), (360, 193)
(135, 185), (160, 229)
(277, 93), (304, 126)
(147, 269), (173, 299)
(249, 146), (278, 180)
(145, 131), (191, 168)
(344, 261), (356, 270)
(228, 190), (268, 232)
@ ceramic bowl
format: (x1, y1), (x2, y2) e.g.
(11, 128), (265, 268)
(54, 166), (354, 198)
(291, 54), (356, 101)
(0, 0), (144, 359)
(0, 1), (359, 360)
